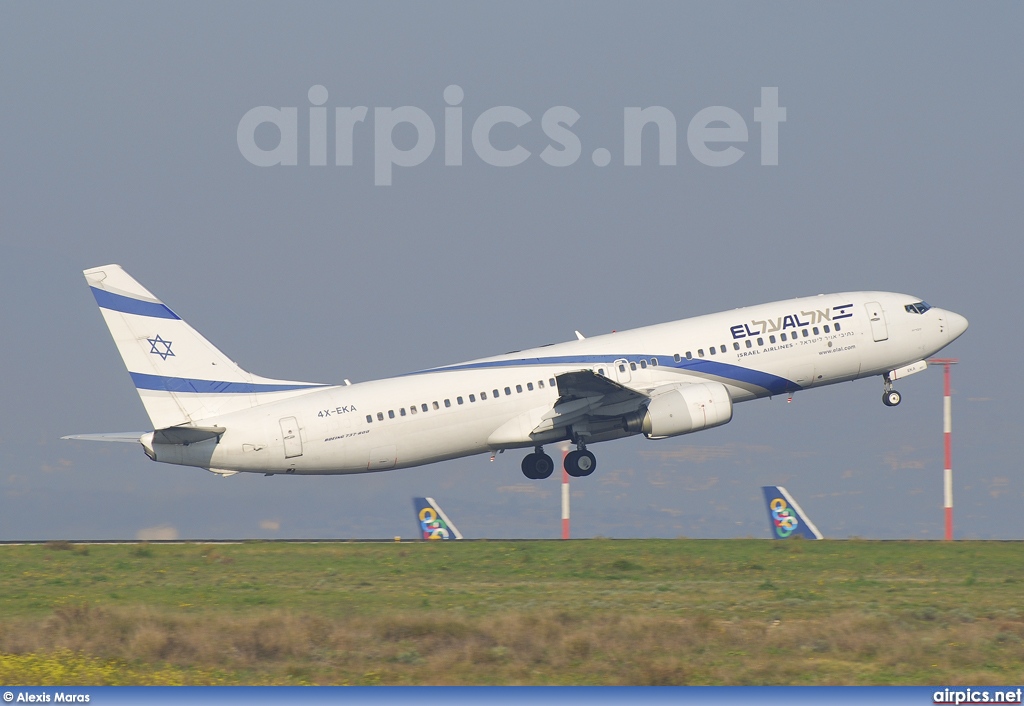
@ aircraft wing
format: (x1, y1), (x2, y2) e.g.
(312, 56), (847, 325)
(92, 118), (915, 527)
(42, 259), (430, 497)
(554, 370), (646, 406)
(532, 370), (649, 434)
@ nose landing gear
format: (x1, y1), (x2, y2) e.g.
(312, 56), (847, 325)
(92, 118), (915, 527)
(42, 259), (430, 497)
(882, 374), (902, 407)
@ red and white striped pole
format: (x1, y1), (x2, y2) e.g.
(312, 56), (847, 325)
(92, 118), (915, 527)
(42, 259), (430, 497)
(561, 448), (570, 540)
(929, 358), (958, 541)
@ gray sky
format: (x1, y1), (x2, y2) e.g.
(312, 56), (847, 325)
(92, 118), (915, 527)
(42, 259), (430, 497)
(2, 2), (1020, 540)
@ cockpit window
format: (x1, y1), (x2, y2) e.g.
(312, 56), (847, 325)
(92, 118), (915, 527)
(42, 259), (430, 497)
(905, 301), (932, 314)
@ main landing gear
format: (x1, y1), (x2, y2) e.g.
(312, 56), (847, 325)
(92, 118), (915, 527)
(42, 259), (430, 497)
(564, 441), (597, 478)
(522, 442), (597, 480)
(521, 447), (555, 479)
(882, 374), (902, 407)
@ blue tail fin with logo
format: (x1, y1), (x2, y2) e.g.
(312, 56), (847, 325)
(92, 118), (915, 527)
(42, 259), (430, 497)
(762, 486), (823, 539)
(413, 497), (463, 540)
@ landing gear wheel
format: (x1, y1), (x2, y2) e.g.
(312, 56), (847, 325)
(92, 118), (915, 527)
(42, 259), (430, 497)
(521, 452), (554, 480)
(564, 449), (597, 477)
(883, 390), (902, 407)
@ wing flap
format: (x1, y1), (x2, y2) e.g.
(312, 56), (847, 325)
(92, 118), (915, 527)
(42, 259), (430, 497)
(531, 370), (651, 434)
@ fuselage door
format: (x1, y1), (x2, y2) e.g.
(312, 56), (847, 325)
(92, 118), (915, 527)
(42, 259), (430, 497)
(865, 301), (888, 342)
(613, 358), (631, 384)
(280, 416), (303, 458)
(369, 445), (397, 470)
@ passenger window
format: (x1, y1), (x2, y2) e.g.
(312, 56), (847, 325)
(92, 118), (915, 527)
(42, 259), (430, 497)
(834, 323), (841, 331)
(651, 358), (658, 366)
(823, 325), (830, 333)
(698, 349), (705, 357)
(733, 342), (740, 350)
(769, 335), (776, 344)
(400, 408), (406, 417)
(757, 337), (764, 346)
(745, 340), (752, 349)
(527, 382), (534, 391)
(686, 351), (693, 360)
(444, 399), (451, 408)
(481, 391), (487, 400)
(780, 333), (787, 341)
(366, 415), (372, 423)
(709, 346), (716, 356)
(812, 327), (819, 335)
(505, 387), (511, 396)
(410, 406), (417, 415)
(422, 403), (429, 412)
(493, 389), (499, 398)
(516, 384), (523, 393)
(388, 410), (395, 419)
(673, 353), (681, 362)
(597, 369), (605, 377)
(720, 345), (726, 353)
(549, 378), (556, 387)
(432, 401), (439, 410)
(630, 362), (637, 371)
(538, 380), (544, 389)
(618, 364), (626, 373)
(802, 329), (809, 338)
(377, 412), (384, 421)
(469, 394), (476, 402)
(639, 360), (647, 369)
(457, 396), (464, 405)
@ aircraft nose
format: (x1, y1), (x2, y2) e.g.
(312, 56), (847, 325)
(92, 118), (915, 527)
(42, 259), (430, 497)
(945, 311), (969, 342)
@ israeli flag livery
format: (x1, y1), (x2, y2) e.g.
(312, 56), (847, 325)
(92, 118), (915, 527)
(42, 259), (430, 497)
(84, 264), (329, 429)
(65, 263), (968, 482)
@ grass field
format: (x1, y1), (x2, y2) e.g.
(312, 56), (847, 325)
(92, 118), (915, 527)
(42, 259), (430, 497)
(1, 539), (1023, 685)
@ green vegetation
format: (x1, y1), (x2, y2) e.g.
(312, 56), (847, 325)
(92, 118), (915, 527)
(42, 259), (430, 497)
(2, 539), (1023, 685)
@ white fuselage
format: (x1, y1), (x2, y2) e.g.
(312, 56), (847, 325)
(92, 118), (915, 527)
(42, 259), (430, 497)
(146, 291), (966, 475)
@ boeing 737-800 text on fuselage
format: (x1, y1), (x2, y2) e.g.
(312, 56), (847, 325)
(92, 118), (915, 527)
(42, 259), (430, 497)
(65, 265), (968, 480)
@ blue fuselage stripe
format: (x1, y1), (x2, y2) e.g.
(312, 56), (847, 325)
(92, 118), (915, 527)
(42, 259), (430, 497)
(413, 355), (797, 396)
(130, 372), (326, 394)
(92, 287), (181, 320)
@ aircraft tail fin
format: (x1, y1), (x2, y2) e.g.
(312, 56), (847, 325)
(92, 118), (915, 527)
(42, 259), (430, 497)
(84, 264), (329, 429)
(762, 486), (823, 539)
(413, 497), (463, 540)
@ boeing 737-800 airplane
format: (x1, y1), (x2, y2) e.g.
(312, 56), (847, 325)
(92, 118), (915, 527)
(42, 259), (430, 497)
(65, 265), (968, 480)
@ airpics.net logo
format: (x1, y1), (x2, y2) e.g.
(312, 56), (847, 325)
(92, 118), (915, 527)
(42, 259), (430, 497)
(237, 85), (786, 186)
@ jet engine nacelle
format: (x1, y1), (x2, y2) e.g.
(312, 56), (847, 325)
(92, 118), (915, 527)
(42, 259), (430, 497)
(635, 382), (733, 439)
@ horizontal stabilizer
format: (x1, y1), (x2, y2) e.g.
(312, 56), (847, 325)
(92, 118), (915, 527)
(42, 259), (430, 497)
(61, 432), (146, 443)
(152, 426), (225, 445)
